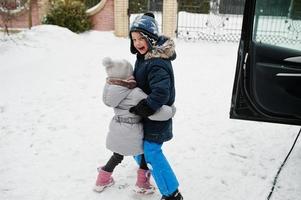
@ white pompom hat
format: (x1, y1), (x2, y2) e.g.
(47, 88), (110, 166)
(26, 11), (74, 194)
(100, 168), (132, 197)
(102, 57), (133, 79)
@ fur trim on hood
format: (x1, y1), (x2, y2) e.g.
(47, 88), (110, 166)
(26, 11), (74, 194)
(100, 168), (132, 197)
(106, 76), (137, 89)
(144, 36), (176, 60)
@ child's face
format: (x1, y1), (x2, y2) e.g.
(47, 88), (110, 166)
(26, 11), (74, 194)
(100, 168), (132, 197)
(131, 31), (149, 55)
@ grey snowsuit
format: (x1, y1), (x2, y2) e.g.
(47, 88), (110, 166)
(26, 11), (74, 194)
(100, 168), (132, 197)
(103, 83), (175, 156)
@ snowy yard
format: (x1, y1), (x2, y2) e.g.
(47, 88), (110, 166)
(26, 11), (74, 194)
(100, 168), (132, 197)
(0, 25), (300, 200)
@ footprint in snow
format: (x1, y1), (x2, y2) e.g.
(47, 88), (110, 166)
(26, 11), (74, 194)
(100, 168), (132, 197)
(0, 106), (4, 113)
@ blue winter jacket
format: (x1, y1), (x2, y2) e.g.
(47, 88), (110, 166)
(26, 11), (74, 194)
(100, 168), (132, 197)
(133, 36), (176, 143)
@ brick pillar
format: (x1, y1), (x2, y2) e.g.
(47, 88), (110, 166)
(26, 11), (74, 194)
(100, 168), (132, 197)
(162, 0), (178, 38)
(114, 0), (129, 37)
(38, 0), (50, 22)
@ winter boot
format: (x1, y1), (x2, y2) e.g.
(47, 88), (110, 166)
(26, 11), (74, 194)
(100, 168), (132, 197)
(134, 169), (155, 194)
(94, 168), (114, 192)
(161, 189), (183, 200)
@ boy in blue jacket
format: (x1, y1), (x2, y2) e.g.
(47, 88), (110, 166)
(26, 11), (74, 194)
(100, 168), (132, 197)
(129, 12), (183, 200)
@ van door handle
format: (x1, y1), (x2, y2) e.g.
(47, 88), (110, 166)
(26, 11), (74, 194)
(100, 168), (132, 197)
(276, 73), (301, 77)
(284, 56), (301, 63)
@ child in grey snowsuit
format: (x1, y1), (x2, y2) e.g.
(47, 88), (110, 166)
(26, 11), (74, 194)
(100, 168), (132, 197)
(94, 57), (176, 193)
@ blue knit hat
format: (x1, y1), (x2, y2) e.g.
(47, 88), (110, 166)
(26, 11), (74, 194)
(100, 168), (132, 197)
(129, 12), (159, 54)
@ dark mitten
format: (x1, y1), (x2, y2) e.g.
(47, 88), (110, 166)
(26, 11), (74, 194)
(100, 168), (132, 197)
(129, 99), (155, 117)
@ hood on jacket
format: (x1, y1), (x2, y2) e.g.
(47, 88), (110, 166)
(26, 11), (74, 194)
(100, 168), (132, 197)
(144, 36), (176, 61)
(129, 12), (159, 54)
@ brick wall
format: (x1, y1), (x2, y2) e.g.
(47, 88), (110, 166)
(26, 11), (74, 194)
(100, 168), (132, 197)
(90, 0), (114, 31)
(1, 0), (178, 38)
(0, 0), (42, 29)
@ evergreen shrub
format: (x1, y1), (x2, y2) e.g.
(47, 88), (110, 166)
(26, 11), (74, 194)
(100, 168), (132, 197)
(43, 0), (92, 33)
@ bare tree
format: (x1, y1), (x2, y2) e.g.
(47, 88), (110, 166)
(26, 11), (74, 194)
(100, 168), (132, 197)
(0, 0), (13, 35)
(28, 0), (32, 29)
(0, 0), (28, 35)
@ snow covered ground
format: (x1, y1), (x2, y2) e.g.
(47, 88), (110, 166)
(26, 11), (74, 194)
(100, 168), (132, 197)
(0, 25), (300, 200)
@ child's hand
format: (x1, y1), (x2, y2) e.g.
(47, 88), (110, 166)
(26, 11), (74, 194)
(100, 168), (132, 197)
(129, 99), (155, 117)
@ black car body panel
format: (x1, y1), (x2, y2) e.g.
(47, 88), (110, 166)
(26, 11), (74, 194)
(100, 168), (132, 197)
(230, 0), (301, 125)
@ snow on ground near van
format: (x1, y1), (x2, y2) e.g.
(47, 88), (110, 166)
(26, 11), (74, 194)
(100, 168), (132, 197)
(0, 25), (300, 200)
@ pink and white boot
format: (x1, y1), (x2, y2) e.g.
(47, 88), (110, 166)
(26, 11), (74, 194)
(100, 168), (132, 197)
(134, 169), (155, 194)
(94, 168), (114, 192)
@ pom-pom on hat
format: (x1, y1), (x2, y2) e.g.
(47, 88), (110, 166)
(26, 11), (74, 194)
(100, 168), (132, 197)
(102, 57), (133, 80)
(129, 12), (159, 54)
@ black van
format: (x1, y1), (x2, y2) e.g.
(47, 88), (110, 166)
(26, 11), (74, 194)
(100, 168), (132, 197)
(230, 0), (301, 125)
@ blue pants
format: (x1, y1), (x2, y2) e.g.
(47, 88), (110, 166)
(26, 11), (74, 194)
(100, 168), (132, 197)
(135, 140), (179, 196)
